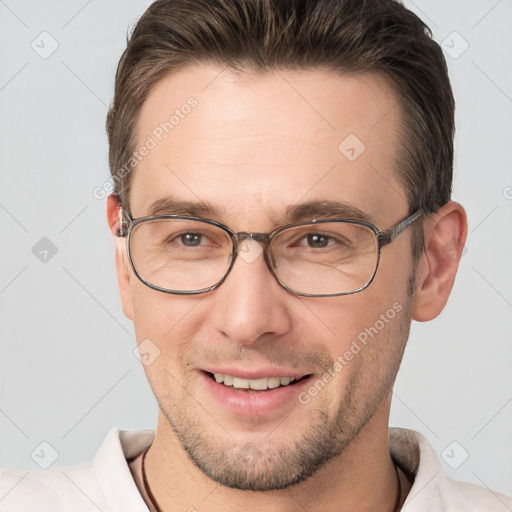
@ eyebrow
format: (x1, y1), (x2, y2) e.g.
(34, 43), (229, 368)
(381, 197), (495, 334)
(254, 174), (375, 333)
(145, 196), (225, 218)
(279, 201), (373, 224)
(144, 196), (374, 226)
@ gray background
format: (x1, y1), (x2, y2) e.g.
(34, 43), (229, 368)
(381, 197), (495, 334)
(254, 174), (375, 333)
(1, 0), (511, 500)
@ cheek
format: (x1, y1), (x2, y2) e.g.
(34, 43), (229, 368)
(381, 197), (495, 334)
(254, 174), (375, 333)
(131, 280), (191, 330)
(299, 285), (404, 347)
(130, 283), (205, 363)
(130, 287), (208, 400)
(297, 278), (411, 390)
(324, 296), (409, 408)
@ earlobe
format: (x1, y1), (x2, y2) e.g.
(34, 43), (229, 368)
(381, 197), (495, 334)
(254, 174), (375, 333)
(106, 194), (134, 320)
(411, 202), (468, 322)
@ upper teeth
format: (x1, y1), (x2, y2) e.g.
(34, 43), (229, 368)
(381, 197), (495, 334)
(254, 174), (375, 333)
(214, 373), (297, 390)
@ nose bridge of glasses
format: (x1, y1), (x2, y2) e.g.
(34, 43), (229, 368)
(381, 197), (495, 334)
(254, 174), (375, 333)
(232, 232), (277, 270)
(233, 231), (270, 245)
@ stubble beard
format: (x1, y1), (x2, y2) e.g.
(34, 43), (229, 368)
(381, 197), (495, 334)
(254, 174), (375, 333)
(155, 274), (416, 491)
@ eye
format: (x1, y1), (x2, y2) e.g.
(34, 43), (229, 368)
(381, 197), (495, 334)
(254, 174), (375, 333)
(166, 231), (221, 249)
(304, 233), (332, 248)
(295, 232), (349, 250)
(178, 232), (204, 247)
(164, 227), (225, 251)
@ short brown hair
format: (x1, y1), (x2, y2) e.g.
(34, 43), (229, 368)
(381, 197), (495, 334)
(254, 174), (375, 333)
(106, 0), (455, 258)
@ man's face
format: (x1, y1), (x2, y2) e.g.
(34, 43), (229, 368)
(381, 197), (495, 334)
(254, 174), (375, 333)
(119, 65), (417, 490)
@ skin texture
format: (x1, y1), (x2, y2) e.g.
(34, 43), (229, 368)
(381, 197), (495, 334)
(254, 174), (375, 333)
(107, 65), (467, 512)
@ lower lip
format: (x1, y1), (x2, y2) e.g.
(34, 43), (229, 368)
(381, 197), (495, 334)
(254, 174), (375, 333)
(199, 371), (313, 417)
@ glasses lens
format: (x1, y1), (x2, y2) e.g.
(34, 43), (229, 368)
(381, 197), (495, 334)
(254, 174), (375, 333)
(129, 219), (233, 292)
(270, 222), (378, 295)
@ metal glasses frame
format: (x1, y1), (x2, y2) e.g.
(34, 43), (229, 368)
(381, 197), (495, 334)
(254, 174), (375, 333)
(116, 209), (423, 297)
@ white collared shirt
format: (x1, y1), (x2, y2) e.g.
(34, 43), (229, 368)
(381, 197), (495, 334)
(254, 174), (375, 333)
(1, 427), (511, 511)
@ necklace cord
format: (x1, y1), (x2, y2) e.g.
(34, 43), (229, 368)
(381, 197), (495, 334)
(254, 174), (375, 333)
(141, 446), (163, 512)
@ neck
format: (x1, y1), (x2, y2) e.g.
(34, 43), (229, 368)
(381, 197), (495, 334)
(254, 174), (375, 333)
(144, 401), (405, 512)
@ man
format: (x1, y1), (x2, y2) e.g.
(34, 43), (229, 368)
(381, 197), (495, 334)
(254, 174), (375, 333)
(1, 0), (510, 510)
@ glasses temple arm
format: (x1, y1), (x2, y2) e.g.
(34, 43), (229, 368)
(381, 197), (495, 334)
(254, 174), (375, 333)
(116, 210), (131, 238)
(377, 209), (423, 246)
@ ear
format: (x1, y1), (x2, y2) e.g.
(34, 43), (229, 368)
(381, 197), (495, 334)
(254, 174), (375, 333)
(106, 194), (134, 320)
(412, 201), (468, 322)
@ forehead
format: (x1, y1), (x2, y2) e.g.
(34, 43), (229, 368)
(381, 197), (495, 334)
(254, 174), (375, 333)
(131, 65), (407, 227)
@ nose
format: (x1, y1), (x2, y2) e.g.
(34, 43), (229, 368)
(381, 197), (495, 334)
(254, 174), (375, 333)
(208, 238), (293, 346)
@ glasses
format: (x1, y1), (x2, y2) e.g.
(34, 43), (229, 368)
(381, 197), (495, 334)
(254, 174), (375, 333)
(116, 209), (423, 297)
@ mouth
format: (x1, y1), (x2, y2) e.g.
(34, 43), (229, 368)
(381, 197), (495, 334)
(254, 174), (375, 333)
(203, 371), (311, 392)
(200, 369), (315, 417)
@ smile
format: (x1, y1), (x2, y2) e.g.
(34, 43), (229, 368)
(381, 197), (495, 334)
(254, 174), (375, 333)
(213, 373), (298, 390)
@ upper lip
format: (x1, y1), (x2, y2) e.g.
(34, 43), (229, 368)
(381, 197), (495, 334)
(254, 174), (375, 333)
(201, 367), (310, 380)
